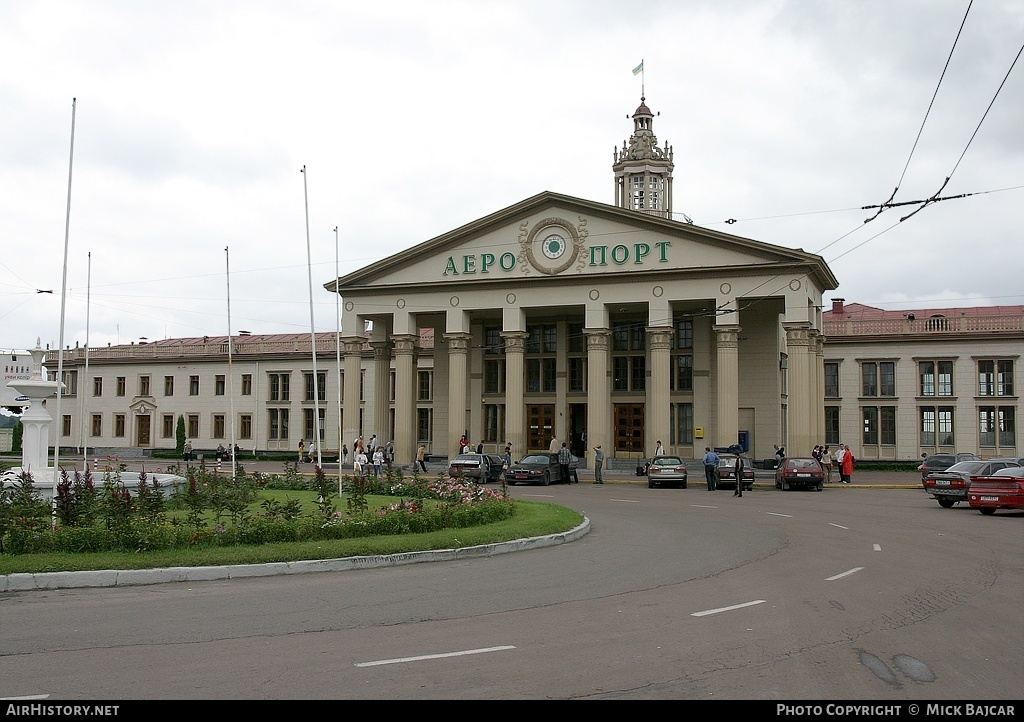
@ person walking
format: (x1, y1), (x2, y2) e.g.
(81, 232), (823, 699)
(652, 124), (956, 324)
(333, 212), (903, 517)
(353, 448), (368, 479)
(183, 438), (193, 463)
(416, 444), (428, 472)
(733, 453), (746, 497)
(372, 446), (384, 477)
(702, 447), (719, 491)
(840, 445), (855, 484)
(593, 444), (605, 484)
(385, 440), (394, 467)
(558, 442), (573, 484)
(502, 444), (513, 484)
(307, 439), (316, 464)
(297, 439), (305, 463)
(342, 444), (349, 466)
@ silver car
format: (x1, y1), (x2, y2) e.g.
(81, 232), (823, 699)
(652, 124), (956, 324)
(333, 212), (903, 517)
(646, 455), (688, 489)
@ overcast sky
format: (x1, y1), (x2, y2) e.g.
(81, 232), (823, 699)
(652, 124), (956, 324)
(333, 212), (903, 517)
(1, 0), (1021, 354)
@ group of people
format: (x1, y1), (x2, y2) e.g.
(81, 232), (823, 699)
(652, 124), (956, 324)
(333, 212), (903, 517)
(811, 443), (854, 483)
(698, 447), (745, 496)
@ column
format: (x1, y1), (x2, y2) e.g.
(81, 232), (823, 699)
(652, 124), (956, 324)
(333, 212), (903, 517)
(342, 338), (364, 450)
(392, 334), (418, 467)
(585, 328), (611, 457)
(370, 340), (391, 446)
(647, 326), (673, 454)
(502, 331), (528, 459)
(444, 333), (471, 456)
(715, 325), (741, 450)
(784, 322), (815, 457)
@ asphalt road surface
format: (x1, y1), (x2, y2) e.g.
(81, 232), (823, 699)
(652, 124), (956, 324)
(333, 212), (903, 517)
(1, 484), (1021, 702)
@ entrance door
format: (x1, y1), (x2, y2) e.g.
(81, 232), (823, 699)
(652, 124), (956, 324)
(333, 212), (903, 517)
(527, 405), (555, 451)
(136, 414), (151, 447)
(614, 403), (645, 457)
(568, 403), (587, 457)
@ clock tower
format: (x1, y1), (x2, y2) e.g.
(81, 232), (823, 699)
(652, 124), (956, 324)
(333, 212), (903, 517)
(613, 97), (675, 219)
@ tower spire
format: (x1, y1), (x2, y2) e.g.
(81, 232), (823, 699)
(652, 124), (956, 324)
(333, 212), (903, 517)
(612, 96), (674, 219)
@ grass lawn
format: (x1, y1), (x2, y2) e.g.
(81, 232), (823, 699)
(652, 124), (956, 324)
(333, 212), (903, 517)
(0, 491), (584, 575)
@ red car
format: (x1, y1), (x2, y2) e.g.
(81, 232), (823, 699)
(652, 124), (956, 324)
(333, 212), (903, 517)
(775, 456), (825, 491)
(923, 459), (1021, 508)
(967, 467), (1024, 515)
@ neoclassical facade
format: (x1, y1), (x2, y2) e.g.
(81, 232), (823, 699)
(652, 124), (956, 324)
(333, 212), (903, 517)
(36, 97), (841, 468)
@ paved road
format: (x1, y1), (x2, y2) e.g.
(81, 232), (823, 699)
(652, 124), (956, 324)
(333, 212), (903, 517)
(1, 481), (1019, 701)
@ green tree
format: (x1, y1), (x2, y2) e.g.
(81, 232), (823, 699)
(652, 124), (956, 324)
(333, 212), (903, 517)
(12, 419), (23, 454)
(175, 415), (185, 455)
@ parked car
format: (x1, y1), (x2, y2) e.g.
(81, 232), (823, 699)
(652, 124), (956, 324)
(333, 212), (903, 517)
(447, 453), (505, 482)
(646, 455), (688, 489)
(922, 459), (1022, 508)
(967, 466), (1024, 515)
(505, 453), (579, 485)
(775, 456), (825, 491)
(918, 453), (981, 481)
(716, 454), (754, 491)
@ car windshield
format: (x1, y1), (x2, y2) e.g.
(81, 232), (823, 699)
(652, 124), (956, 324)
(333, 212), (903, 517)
(944, 461), (987, 473)
(518, 455), (550, 465)
(651, 456), (683, 466)
(992, 467), (1024, 477)
(718, 457), (737, 467)
(452, 455), (479, 462)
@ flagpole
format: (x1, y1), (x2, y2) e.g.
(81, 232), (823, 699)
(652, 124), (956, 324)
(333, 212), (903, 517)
(301, 165), (323, 468)
(334, 225), (343, 499)
(225, 246), (237, 478)
(52, 97), (76, 523)
(81, 251), (91, 472)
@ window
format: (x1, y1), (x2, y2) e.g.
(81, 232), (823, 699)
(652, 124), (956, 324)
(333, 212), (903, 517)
(241, 374), (252, 396)
(164, 376), (174, 396)
(139, 375), (151, 396)
(862, 406), (896, 445)
(239, 414), (252, 440)
(526, 358), (557, 393)
(62, 414), (72, 437)
(862, 364), (877, 397)
(614, 356), (645, 391)
(93, 377), (102, 397)
(484, 360), (505, 394)
(418, 370), (433, 400)
(980, 406), (1017, 448)
(920, 406), (954, 446)
(526, 324), (557, 353)
(568, 357), (586, 392)
(189, 376), (200, 395)
(675, 318), (693, 349)
(979, 359), (1014, 396)
(304, 372), (326, 401)
(919, 361), (953, 397)
(825, 406), (840, 445)
(61, 370), (77, 395)
(612, 322), (645, 352)
(213, 414), (225, 439)
(116, 377), (126, 397)
(670, 354), (692, 392)
(269, 373), (290, 401)
(91, 414), (102, 437)
(484, 327), (502, 354)
(268, 408), (289, 440)
(389, 370), (396, 402)
(304, 407), (325, 441)
(162, 414), (174, 438)
(670, 403), (693, 445)
(568, 323), (585, 353)
(188, 414), (199, 438)
(417, 408), (432, 444)
(824, 363), (840, 398)
(215, 375), (226, 396)
(484, 404), (503, 442)
(114, 414), (126, 438)
(999, 406), (1016, 447)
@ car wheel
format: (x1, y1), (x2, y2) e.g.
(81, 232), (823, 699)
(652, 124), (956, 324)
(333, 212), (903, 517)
(979, 508), (996, 515)
(648, 480), (655, 488)
(541, 472), (550, 486)
(937, 498), (955, 508)
(816, 482), (823, 491)
(681, 481), (687, 489)
(782, 479), (790, 491)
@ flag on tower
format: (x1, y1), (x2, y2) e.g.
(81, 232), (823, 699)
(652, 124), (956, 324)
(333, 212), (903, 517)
(632, 60), (644, 76)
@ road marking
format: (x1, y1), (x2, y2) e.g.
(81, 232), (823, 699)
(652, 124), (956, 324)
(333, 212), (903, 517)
(829, 522), (849, 529)
(692, 600), (766, 617)
(766, 512), (793, 517)
(355, 645), (516, 667)
(826, 567), (865, 581)
(520, 493), (556, 498)
(0, 695), (50, 700)
(610, 498), (639, 503)
(873, 544), (881, 552)
(691, 504), (718, 508)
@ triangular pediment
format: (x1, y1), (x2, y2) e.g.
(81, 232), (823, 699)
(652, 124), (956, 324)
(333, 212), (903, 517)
(326, 191), (837, 295)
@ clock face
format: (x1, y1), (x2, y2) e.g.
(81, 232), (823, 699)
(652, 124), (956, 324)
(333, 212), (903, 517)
(542, 234), (566, 260)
